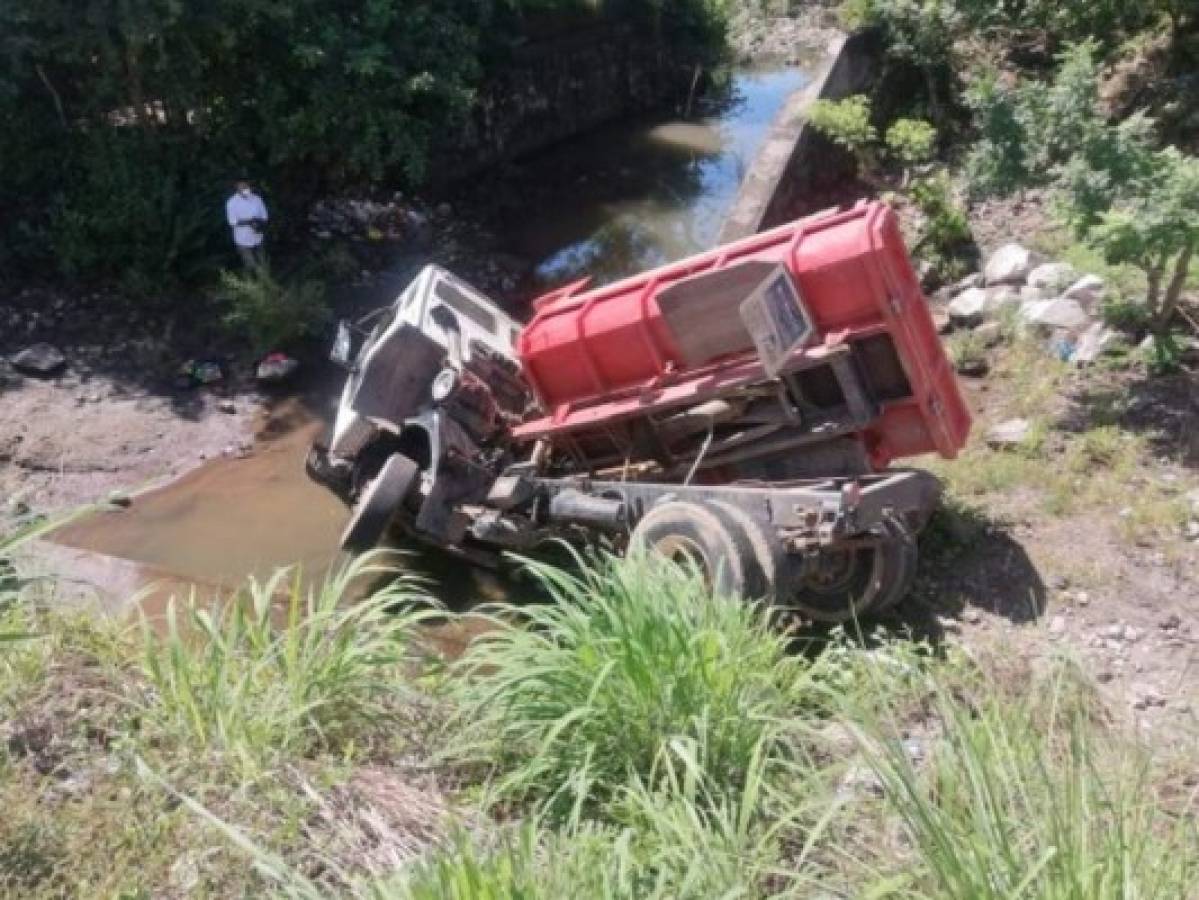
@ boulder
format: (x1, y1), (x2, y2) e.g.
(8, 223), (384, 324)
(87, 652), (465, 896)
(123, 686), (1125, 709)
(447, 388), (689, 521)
(947, 287), (988, 326)
(1020, 285), (1048, 302)
(10, 342), (66, 376)
(951, 272), (983, 293)
(1027, 262), (1078, 293)
(1071, 322), (1116, 365)
(1018, 299), (1051, 325)
(1063, 274), (1105, 307)
(1026, 297), (1090, 330)
(984, 243), (1036, 286)
(983, 286), (1022, 315)
(986, 418), (1031, 448)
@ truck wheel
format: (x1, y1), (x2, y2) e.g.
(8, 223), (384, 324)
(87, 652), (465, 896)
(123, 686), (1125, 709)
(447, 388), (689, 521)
(869, 516), (918, 614)
(629, 500), (763, 601)
(705, 501), (784, 604)
(779, 522), (911, 623)
(340, 453), (420, 552)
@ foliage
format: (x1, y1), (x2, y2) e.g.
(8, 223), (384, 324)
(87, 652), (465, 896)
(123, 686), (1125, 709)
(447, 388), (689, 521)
(910, 172), (971, 248)
(885, 117), (937, 165)
(447, 553), (805, 817)
(967, 41), (1199, 333)
(217, 269), (331, 355)
(1141, 331), (1187, 376)
(0, 0), (728, 285)
(807, 96), (878, 156)
(137, 555), (435, 767)
(909, 171), (975, 283)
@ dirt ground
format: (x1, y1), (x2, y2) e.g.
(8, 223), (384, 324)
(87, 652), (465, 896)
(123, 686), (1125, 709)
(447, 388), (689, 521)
(0, 363), (260, 516)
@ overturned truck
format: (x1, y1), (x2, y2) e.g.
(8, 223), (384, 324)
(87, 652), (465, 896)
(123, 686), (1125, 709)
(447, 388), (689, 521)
(306, 202), (971, 621)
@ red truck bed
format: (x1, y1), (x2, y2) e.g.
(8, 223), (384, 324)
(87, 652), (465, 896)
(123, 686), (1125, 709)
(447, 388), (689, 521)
(515, 201), (970, 469)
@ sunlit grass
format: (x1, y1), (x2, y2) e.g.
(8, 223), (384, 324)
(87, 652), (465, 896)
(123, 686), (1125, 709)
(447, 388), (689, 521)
(446, 552), (807, 817)
(838, 658), (1199, 898)
(138, 553), (438, 767)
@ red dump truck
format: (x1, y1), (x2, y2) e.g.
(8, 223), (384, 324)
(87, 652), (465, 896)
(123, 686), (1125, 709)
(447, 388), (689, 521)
(306, 201), (971, 621)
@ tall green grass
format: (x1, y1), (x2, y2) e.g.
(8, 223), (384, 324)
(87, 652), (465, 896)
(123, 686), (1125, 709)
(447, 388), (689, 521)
(138, 553), (437, 766)
(447, 553), (807, 816)
(839, 660), (1199, 898)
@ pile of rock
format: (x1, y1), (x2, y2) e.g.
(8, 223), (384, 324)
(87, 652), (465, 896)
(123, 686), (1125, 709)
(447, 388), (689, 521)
(941, 243), (1122, 369)
(308, 195), (435, 243)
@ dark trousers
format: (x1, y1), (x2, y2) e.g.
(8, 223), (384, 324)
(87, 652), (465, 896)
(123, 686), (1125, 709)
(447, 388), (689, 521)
(237, 244), (266, 270)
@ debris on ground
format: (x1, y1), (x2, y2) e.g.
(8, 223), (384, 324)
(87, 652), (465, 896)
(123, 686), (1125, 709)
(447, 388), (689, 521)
(985, 417), (1031, 448)
(10, 342), (66, 377)
(256, 352), (300, 383)
(177, 359), (224, 387)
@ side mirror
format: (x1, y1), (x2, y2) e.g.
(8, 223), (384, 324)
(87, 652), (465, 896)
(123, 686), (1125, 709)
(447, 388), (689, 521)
(330, 319), (353, 368)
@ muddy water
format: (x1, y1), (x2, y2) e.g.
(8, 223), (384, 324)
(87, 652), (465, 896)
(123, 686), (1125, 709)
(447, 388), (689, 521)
(54, 405), (345, 589)
(50, 64), (814, 621)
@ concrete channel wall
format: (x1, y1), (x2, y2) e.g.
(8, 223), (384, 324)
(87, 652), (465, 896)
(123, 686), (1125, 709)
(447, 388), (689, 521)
(718, 29), (883, 243)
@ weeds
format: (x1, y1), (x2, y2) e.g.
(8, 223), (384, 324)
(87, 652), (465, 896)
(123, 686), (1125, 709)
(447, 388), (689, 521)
(138, 553), (435, 766)
(447, 553), (806, 817)
(217, 268), (330, 355)
(842, 659), (1199, 897)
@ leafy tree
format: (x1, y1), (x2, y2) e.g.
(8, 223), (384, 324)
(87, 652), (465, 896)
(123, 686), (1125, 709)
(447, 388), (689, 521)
(0, 0), (727, 285)
(967, 41), (1199, 334)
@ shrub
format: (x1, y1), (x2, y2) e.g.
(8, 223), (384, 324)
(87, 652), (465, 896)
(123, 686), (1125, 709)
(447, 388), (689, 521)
(806, 95), (878, 158)
(217, 269), (331, 355)
(885, 117), (937, 166)
(447, 554), (806, 816)
(137, 554), (435, 767)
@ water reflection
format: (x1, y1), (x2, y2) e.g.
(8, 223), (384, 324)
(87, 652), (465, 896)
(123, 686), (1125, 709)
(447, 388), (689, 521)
(486, 66), (810, 287)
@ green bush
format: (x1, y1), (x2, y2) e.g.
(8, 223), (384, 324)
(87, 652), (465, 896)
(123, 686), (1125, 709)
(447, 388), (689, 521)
(138, 555), (435, 767)
(217, 269), (331, 355)
(447, 554), (806, 817)
(968, 41), (1199, 333)
(806, 95), (878, 157)
(885, 117), (937, 165)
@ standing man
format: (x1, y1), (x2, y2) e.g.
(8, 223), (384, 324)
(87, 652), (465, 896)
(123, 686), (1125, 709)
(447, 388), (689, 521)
(226, 178), (268, 269)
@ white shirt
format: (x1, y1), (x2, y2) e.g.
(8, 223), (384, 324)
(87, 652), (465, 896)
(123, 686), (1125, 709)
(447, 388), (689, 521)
(226, 191), (268, 247)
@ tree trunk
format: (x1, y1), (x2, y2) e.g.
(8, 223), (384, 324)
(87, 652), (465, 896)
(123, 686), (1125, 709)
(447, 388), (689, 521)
(1158, 240), (1195, 334)
(923, 66), (943, 127)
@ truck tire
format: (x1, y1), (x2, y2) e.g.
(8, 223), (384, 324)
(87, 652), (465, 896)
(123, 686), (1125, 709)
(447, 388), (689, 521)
(340, 453), (420, 552)
(868, 516), (918, 614)
(778, 522), (911, 623)
(705, 500), (784, 604)
(629, 500), (763, 601)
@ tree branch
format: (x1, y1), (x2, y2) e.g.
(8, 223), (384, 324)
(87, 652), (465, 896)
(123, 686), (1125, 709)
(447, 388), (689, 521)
(34, 63), (68, 129)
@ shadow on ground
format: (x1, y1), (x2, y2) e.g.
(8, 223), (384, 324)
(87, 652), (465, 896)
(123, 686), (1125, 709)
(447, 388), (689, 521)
(1059, 369), (1198, 468)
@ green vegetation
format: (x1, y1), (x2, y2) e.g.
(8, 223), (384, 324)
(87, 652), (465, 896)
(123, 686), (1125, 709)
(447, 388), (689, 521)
(447, 554), (804, 817)
(807, 96), (878, 157)
(2, 537), (1196, 896)
(0, 0), (729, 286)
(217, 269), (331, 355)
(139, 557), (434, 769)
(967, 42), (1199, 334)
